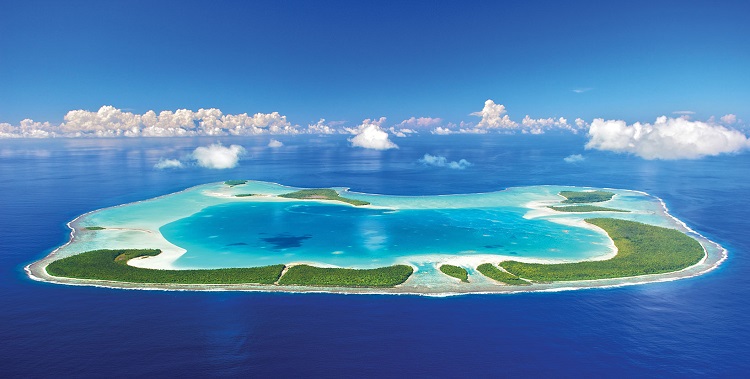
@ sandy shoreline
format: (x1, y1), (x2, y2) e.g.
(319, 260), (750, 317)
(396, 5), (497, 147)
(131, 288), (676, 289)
(24, 183), (727, 296)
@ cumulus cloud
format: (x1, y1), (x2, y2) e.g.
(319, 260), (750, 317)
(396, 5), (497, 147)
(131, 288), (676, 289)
(0, 106), (300, 138)
(721, 114), (737, 125)
(563, 154), (585, 163)
(470, 99), (518, 130)
(0, 119), (58, 138)
(521, 116), (580, 134)
(268, 139), (283, 148)
(306, 119), (342, 135)
(388, 127), (416, 137)
(62, 106), (141, 136)
(586, 116), (750, 159)
(191, 143), (246, 169)
(154, 158), (184, 169)
(348, 119), (398, 150)
(0, 123), (14, 138)
(431, 126), (455, 135)
(387, 117), (443, 137)
(419, 154), (472, 169)
(437, 100), (577, 135)
(344, 117), (386, 134)
(397, 117), (443, 129)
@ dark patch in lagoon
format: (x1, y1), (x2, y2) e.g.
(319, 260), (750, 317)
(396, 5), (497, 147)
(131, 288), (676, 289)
(484, 244), (504, 249)
(261, 233), (312, 249)
(226, 242), (248, 246)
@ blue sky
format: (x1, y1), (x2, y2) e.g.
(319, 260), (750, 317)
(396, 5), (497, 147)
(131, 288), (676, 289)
(1, 0), (749, 125)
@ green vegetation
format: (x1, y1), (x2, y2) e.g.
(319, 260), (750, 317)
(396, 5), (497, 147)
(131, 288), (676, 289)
(439, 264), (469, 282)
(476, 263), (530, 285)
(46, 249), (284, 284)
(279, 188), (370, 206)
(278, 264), (413, 287)
(46, 249), (413, 288)
(224, 180), (247, 187)
(499, 218), (705, 282)
(235, 193), (259, 197)
(549, 205), (629, 213)
(84, 226), (106, 230)
(559, 190), (615, 204)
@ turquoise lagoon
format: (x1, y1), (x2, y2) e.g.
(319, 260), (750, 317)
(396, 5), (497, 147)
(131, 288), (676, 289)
(53, 180), (707, 272)
(163, 202), (607, 269)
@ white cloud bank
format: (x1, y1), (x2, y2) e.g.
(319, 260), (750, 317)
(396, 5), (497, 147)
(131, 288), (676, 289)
(3, 103), (747, 162)
(388, 117), (443, 137)
(0, 106), (298, 138)
(430, 126), (455, 135)
(349, 118), (398, 150)
(398, 117), (443, 128)
(268, 139), (283, 148)
(191, 143), (246, 169)
(306, 119), (341, 135)
(521, 116), (583, 134)
(430, 100), (578, 135)
(586, 116), (750, 159)
(419, 154), (472, 169)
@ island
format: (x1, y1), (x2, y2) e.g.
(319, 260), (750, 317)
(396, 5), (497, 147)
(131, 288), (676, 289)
(278, 264), (413, 287)
(439, 264), (469, 283)
(25, 181), (726, 295)
(476, 263), (529, 285)
(559, 190), (615, 203)
(278, 188), (370, 206)
(47, 249), (285, 284)
(498, 218), (704, 281)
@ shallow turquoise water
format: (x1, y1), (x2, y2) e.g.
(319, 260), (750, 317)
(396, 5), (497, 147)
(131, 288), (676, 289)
(162, 201), (608, 269)
(61, 180), (682, 271)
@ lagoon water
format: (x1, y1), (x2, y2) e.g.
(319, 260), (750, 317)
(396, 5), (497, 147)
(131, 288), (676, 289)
(163, 201), (606, 269)
(2, 134), (749, 376)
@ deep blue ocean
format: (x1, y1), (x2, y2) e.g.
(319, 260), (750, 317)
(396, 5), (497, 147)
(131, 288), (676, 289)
(1, 134), (749, 377)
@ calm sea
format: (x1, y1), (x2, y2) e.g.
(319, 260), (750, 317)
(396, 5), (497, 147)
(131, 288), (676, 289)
(1, 134), (748, 377)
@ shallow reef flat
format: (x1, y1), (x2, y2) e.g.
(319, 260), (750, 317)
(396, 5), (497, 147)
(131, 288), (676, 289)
(26, 181), (726, 295)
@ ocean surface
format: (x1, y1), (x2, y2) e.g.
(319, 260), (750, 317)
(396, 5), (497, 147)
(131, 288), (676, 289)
(1, 134), (749, 377)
